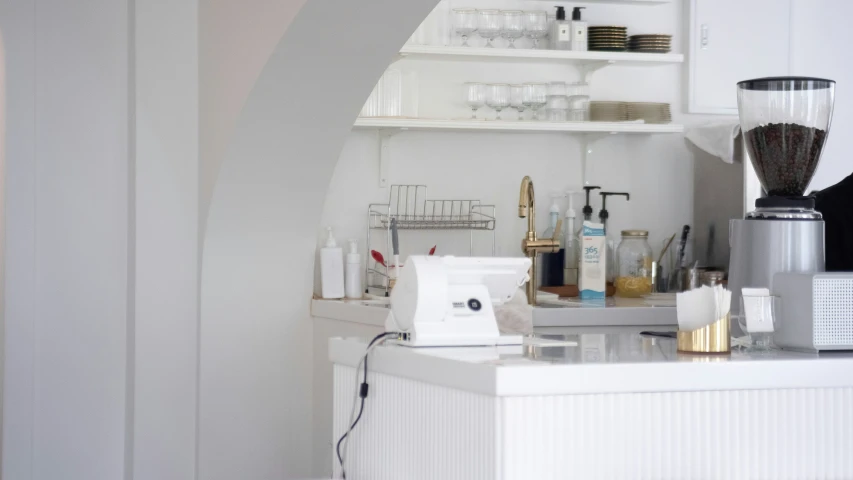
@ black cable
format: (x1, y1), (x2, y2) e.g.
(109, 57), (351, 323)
(335, 332), (398, 479)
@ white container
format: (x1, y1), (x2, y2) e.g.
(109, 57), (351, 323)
(570, 7), (587, 52)
(321, 227), (345, 299)
(345, 239), (363, 299)
(580, 221), (606, 300)
(550, 6), (571, 50)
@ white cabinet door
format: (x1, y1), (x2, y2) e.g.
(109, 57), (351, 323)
(689, 0), (792, 114)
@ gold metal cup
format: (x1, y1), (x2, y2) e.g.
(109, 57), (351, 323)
(677, 313), (731, 354)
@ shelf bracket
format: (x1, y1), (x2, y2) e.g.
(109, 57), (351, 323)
(580, 132), (613, 186)
(378, 128), (406, 188)
(389, 52), (408, 65)
(579, 60), (616, 83)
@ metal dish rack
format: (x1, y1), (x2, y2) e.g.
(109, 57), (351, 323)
(366, 184), (496, 296)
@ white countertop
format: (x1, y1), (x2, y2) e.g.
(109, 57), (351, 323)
(329, 332), (853, 397)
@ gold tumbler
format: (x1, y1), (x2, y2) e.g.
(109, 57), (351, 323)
(677, 313), (731, 354)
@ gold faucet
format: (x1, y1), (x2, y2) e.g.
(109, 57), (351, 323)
(519, 176), (561, 306)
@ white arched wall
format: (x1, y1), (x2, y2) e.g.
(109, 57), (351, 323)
(199, 1), (439, 478)
(0, 25), (6, 466)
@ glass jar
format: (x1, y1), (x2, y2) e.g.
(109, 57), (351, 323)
(615, 230), (654, 297)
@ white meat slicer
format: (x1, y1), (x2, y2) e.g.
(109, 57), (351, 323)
(387, 255), (532, 347)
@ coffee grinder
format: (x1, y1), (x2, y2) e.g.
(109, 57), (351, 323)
(728, 77), (836, 333)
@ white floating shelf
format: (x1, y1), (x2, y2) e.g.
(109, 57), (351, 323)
(398, 45), (683, 65)
(353, 117), (684, 134)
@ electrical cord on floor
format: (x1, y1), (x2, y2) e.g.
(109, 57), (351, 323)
(336, 331), (400, 479)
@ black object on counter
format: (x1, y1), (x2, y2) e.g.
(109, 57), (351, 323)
(581, 186), (601, 221)
(815, 172), (853, 271)
(540, 250), (566, 287)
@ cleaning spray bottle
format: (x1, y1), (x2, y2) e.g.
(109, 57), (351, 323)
(563, 191), (581, 285)
(541, 193), (565, 287)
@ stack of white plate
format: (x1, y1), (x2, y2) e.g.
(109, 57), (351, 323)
(590, 101), (629, 122)
(626, 102), (672, 124)
(628, 34), (672, 53)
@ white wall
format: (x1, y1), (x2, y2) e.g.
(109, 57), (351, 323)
(789, 0), (853, 191)
(199, 0), (441, 477)
(0, 22), (7, 469)
(1, 1), (131, 479)
(133, 1), (199, 479)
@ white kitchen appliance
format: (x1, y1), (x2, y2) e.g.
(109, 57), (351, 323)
(773, 272), (853, 353)
(387, 255), (531, 347)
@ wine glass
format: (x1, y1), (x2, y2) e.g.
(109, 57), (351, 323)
(453, 8), (478, 47)
(523, 11), (549, 49)
(510, 85), (526, 120)
(477, 10), (502, 48)
(486, 84), (511, 120)
(522, 82), (548, 120)
(464, 82), (486, 119)
(501, 10), (524, 49)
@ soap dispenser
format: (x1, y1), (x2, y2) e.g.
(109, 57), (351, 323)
(564, 191), (581, 285)
(541, 193), (566, 287)
(598, 192), (631, 283)
(570, 7), (587, 51)
(543, 194), (562, 239)
(345, 238), (362, 299)
(550, 6), (571, 50)
(320, 226), (345, 299)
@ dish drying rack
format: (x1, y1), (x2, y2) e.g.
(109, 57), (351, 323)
(366, 184), (496, 296)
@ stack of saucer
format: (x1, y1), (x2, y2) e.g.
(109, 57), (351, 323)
(628, 34), (672, 53)
(626, 102), (672, 124)
(590, 101), (629, 122)
(588, 26), (627, 52)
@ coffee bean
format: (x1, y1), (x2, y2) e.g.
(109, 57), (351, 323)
(743, 123), (827, 197)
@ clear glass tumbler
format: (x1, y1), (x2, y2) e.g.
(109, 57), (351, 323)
(477, 10), (503, 48)
(453, 8), (478, 47)
(501, 10), (524, 49)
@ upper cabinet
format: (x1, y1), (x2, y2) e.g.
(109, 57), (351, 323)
(688, 0), (792, 115)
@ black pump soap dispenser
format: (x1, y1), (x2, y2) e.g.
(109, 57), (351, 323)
(570, 7), (588, 51)
(551, 6), (571, 50)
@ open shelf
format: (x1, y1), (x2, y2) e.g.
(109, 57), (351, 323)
(354, 117), (684, 134)
(398, 45), (683, 66)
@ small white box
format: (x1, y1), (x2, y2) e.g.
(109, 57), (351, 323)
(773, 272), (853, 352)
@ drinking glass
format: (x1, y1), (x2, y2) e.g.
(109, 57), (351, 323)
(523, 11), (549, 49)
(510, 84), (526, 120)
(522, 82), (548, 120)
(737, 294), (780, 351)
(453, 8), (478, 47)
(486, 84), (511, 120)
(477, 10), (502, 48)
(464, 82), (486, 119)
(501, 10), (524, 49)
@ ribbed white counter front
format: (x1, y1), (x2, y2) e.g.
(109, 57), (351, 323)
(330, 333), (853, 479)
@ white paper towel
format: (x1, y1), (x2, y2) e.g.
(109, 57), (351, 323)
(685, 122), (741, 164)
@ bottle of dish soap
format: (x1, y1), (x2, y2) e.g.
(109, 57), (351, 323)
(563, 191), (581, 285)
(570, 7), (587, 52)
(345, 239), (362, 299)
(320, 227), (345, 299)
(550, 6), (571, 50)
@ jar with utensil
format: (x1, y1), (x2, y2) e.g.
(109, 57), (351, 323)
(615, 230), (654, 297)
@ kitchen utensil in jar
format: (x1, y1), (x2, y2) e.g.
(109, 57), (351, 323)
(522, 82), (547, 121)
(510, 84), (526, 120)
(464, 82), (486, 119)
(452, 8), (478, 47)
(501, 10), (524, 49)
(477, 9), (502, 48)
(523, 11), (548, 48)
(486, 83), (510, 120)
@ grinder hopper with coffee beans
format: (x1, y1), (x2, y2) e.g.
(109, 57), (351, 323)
(728, 76), (836, 335)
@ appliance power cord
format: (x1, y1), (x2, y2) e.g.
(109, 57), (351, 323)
(336, 331), (400, 479)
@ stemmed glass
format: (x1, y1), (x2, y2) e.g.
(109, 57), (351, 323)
(464, 82), (486, 119)
(453, 8), (478, 47)
(510, 85), (526, 120)
(477, 10), (502, 48)
(487, 84), (511, 120)
(522, 82), (548, 120)
(501, 11), (525, 49)
(523, 11), (549, 49)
